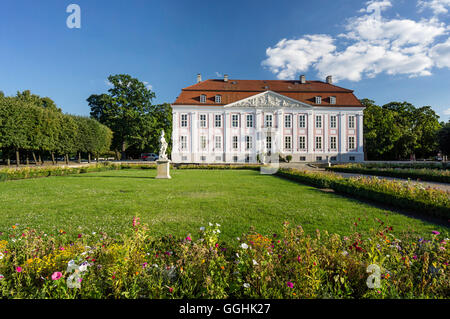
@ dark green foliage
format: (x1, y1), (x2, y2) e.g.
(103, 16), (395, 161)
(438, 122), (450, 156)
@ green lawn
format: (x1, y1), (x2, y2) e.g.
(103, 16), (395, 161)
(0, 169), (447, 240)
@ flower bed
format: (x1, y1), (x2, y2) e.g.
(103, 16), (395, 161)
(276, 168), (450, 220)
(326, 164), (450, 184)
(0, 219), (447, 299)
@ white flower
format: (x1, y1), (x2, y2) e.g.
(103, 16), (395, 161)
(241, 243), (249, 249)
(342, 251), (348, 256)
(79, 262), (90, 272)
(236, 237), (240, 241)
(0, 274), (4, 280)
(11, 239), (16, 243)
(0, 253), (4, 260)
(386, 255), (390, 258)
(243, 283), (250, 288)
(236, 253), (240, 258)
(81, 252), (87, 256)
(209, 222), (213, 226)
(253, 259), (258, 265)
(92, 232), (96, 235)
(152, 264), (159, 268)
(200, 227), (205, 231)
(216, 223), (221, 227)
(216, 229), (221, 234)
(68, 260), (75, 267)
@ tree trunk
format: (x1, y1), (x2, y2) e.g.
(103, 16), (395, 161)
(15, 149), (20, 167)
(51, 152), (56, 165)
(25, 154), (29, 166)
(88, 153), (91, 163)
(39, 152), (43, 165)
(7, 158), (10, 166)
(32, 152), (38, 165)
(78, 152), (81, 163)
(96, 153), (99, 163)
(65, 154), (69, 165)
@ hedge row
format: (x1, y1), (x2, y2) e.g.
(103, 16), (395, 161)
(276, 168), (450, 220)
(327, 164), (450, 183)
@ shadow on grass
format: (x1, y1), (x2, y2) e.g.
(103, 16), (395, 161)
(273, 174), (450, 228)
(68, 175), (156, 179)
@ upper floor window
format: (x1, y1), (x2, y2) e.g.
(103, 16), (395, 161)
(215, 136), (222, 149)
(181, 114), (188, 127)
(315, 96), (322, 104)
(348, 115), (355, 129)
(330, 115), (337, 128)
(299, 114), (306, 128)
(246, 114), (253, 128)
(199, 114), (207, 128)
(245, 136), (252, 150)
(330, 96), (336, 104)
(200, 94), (206, 103)
(215, 95), (222, 103)
(232, 114), (239, 128)
(215, 114), (222, 127)
(200, 136), (207, 150)
(265, 114), (273, 127)
(284, 114), (292, 128)
(315, 115), (322, 128)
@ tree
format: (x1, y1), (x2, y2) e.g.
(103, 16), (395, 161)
(87, 74), (156, 159)
(15, 90), (61, 112)
(438, 122), (450, 157)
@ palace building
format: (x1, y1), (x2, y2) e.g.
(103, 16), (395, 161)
(171, 74), (365, 164)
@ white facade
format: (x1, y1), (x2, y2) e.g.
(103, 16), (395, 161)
(171, 91), (364, 163)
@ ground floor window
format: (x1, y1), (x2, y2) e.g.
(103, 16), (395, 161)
(180, 136), (187, 150)
(348, 136), (355, 150)
(349, 156), (355, 161)
(284, 136), (291, 150)
(315, 136), (322, 150)
(233, 156), (238, 162)
(215, 136), (222, 149)
(316, 156), (322, 161)
(299, 156), (306, 161)
(266, 136), (272, 151)
(330, 136), (337, 150)
(299, 136), (306, 149)
(245, 136), (252, 150)
(200, 136), (207, 150)
(232, 136), (238, 150)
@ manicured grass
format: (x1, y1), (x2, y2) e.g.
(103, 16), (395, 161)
(0, 169), (447, 240)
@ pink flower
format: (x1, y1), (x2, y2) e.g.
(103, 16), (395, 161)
(142, 262), (148, 268)
(168, 287), (173, 293)
(78, 234), (82, 238)
(186, 236), (192, 241)
(297, 256), (301, 263)
(51, 272), (62, 280)
(16, 266), (22, 273)
(287, 281), (294, 288)
(432, 231), (440, 235)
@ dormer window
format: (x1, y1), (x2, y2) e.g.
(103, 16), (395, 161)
(215, 95), (222, 103)
(200, 94), (206, 103)
(315, 96), (322, 104)
(330, 96), (336, 104)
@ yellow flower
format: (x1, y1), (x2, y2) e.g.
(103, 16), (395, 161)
(27, 258), (33, 264)
(201, 259), (205, 264)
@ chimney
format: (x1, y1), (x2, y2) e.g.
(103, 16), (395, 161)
(224, 74), (228, 82)
(197, 73), (202, 83)
(300, 75), (306, 84)
(326, 75), (332, 84)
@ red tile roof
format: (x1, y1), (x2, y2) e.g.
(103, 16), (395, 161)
(173, 79), (363, 107)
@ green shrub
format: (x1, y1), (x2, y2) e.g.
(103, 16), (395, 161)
(0, 173), (7, 182)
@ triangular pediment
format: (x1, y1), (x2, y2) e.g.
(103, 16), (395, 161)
(224, 91), (312, 109)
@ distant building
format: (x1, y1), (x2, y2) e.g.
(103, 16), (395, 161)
(171, 74), (365, 163)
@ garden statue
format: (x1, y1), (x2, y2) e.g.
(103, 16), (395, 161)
(155, 130), (171, 179)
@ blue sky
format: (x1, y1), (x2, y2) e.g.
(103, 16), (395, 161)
(1, 0), (450, 120)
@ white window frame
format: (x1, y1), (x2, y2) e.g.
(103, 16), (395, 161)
(199, 114), (207, 128)
(330, 115), (337, 128)
(232, 136), (238, 150)
(215, 95), (222, 104)
(180, 136), (187, 150)
(265, 114), (273, 128)
(299, 114), (306, 128)
(299, 136), (306, 149)
(215, 114), (222, 127)
(215, 136), (222, 149)
(246, 114), (253, 128)
(181, 114), (188, 127)
(232, 114), (239, 128)
(245, 136), (252, 150)
(348, 115), (355, 129)
(284, 114), (292, 128)
(315, 136), (322, 150)
(266, 136), (272, 150)
(315, 96), (322, 104)
(200, 94), (206, 103)
(348, 136), (356, 150)
(200, 135), (207, 150)
(330, 96), (336, 104)
(330, 136), (337, 150)
(284, 136), (292, 150)
(315, 115), (322, 128)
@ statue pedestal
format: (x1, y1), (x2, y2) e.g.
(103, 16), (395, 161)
(155, 160), (171, 179)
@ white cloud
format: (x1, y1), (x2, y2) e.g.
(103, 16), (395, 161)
(443, 107), (450, 115)
(262, 0), (450, 82)
(215, 72), (223, 77)
(143, 81), (153, 90)
(105, 80), (113, 87)
(418, 0), (450, 15)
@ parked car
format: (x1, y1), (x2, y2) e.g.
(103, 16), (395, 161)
(141, 153), (159, 161)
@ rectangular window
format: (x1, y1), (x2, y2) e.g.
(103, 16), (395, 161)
(315, 96), (322, 104)
(349, 156), (355, 161)
(330, 156), (337, 161)
(181, 114), (188, 127)
(330, 96), (336, 104)
(265, 114), (273, 127)
(215, 155), (222, 161)
(199, 114), (207, 128)
(232, 114), (239, 128)
(284, 114), (292, 128)
(348, 115), (355, 129)
(330, 115), (337, 128)
(245, 136), (252, 150)
(315, 115), (322, 128)
(200, 94), (206, 103)
(215, 114), (222, 127)
(233, 156), (238, 163)
(215, 136), (222, 149)
(232, 136), (238, 149)
(180, 136), (187, 150)
(246, 114), (253, 128)
(266, 136), (272, 150)
(245, 155), (250, 163)
(284, 136), (292, 150)
(299, 136), (306, 149)
(200, 156), (206, 161)
(299, 114), (306, 128)
(315, 136), (322, 150)
(316, 156), (322, 161)
(299, 156), (306, 161)
(330, 136), (337, 150)
(215, 95), (221, 103)
(200, 136), (207, 150)
(348, 136), (355, 150)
